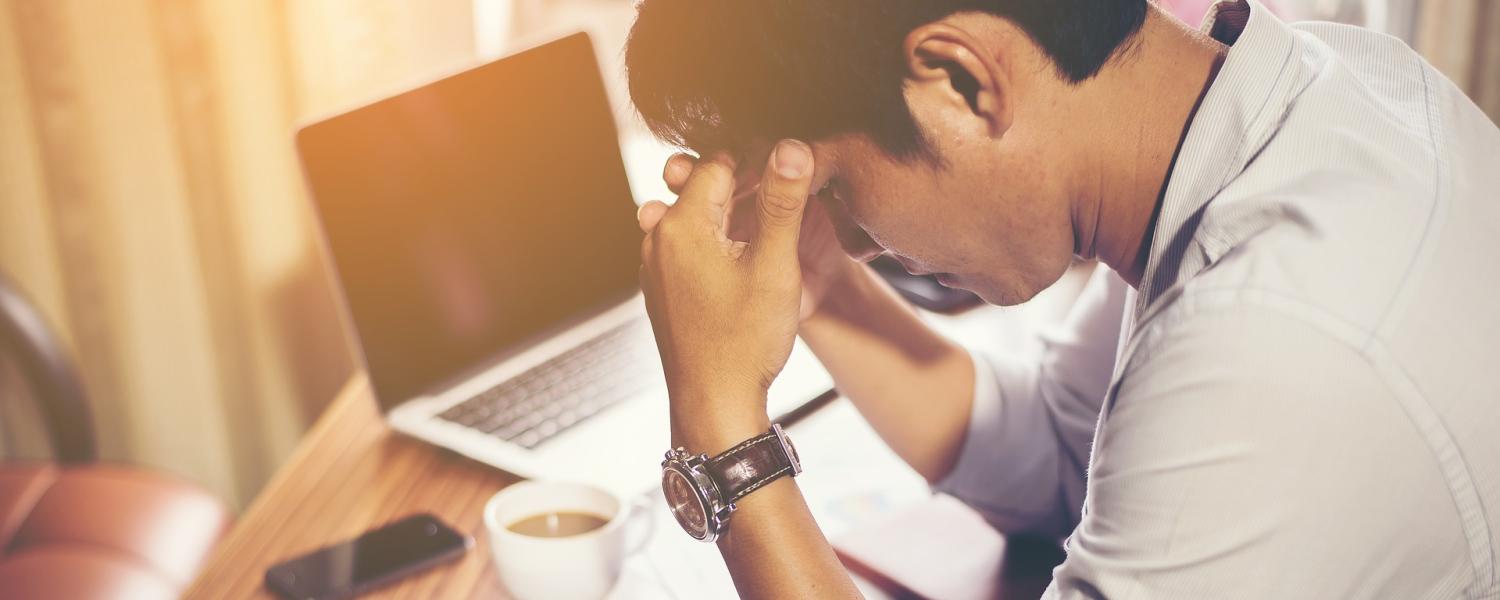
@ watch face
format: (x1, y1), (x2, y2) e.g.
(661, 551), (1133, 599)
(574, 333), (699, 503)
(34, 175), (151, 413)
(663, 467), (708, 539)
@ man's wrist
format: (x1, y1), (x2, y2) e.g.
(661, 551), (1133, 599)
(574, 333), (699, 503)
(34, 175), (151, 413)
(670, 396), (772, 457)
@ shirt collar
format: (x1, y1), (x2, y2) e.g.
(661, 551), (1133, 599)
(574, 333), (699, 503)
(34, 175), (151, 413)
(1132, 0), (1305, 320)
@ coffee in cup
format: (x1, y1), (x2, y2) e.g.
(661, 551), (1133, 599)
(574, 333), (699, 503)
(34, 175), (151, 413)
(506, 511), (611, 538)
(483, 481), (653, 600)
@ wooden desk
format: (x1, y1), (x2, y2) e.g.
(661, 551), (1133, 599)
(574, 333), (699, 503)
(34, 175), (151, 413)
(185, 376), (519, 599)
(187, 372), (1061, 599)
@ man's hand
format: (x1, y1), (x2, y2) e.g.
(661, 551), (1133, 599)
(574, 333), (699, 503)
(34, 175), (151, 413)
(637, 140), (815, 451)
(649, 147), (855, 323)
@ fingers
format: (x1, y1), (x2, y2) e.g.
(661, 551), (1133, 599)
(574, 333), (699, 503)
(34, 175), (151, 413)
(663, 154), (693, 194)
(665, 152), (759, 197)
(751, 140), (814, 267)
(637, 200), (669, 233)
(668, 152), (737, 230)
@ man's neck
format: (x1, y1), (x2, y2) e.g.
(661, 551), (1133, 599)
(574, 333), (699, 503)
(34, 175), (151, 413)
(1067, 5), (1228, 288)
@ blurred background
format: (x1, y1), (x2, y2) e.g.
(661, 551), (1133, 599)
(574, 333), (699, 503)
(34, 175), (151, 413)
(0, 0), (1495, 511)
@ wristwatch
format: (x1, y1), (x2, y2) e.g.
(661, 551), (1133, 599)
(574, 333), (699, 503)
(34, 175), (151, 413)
(660, 423), (802, 542)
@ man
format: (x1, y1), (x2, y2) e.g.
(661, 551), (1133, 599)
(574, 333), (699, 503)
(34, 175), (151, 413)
(629, 0), (1500, 597)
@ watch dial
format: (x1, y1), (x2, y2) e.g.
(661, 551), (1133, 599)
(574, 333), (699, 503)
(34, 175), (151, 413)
(663, 468), (708, 539)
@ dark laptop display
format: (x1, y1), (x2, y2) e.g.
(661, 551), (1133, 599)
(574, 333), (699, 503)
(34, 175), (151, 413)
(298, 33), (641, 409)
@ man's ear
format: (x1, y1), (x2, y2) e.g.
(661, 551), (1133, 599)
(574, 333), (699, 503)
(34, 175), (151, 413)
(902, 23), (1012, 139)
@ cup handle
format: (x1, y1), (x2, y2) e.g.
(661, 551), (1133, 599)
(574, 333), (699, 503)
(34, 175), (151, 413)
(623, 494), (657, 555)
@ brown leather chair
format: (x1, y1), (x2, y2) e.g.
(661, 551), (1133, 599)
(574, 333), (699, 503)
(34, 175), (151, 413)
(0, 273), (231, 600)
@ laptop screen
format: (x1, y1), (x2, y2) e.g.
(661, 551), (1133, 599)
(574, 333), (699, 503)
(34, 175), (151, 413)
(298, 33), (642, 410)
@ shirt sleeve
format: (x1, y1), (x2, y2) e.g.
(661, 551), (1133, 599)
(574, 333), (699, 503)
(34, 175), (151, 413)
(1042, 305), (1469, 599)
(935, 266), (1128, 538)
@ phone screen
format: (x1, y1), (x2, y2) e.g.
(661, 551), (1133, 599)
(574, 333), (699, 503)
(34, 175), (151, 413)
(265, 513), (470, 600)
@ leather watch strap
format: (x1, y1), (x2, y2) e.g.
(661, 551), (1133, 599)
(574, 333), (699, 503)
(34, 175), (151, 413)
(706, 428), (795, 505)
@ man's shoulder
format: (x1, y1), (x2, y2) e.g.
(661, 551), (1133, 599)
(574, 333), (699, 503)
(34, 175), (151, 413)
(1167, 15), (1500, 397)
(1090, 290), (1477, 599)
(1178, 30), (1450, 339)
(1113, 232), (1498, 599)
(1124, 285), (1373, 384)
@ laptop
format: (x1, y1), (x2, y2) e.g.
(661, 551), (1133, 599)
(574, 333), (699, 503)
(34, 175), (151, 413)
(296, 33), (834, 496)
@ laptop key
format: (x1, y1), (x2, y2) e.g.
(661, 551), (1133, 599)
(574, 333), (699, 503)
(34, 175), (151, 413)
(493, 420), (528, 440)
(435, 318), (662, 448)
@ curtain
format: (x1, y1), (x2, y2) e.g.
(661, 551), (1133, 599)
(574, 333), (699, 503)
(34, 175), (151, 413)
(1278, 0), (1500, 120)
(0, 0), (480, 508)
(1416, 0), (1500, 120)
(1258, 0), (1497, 120)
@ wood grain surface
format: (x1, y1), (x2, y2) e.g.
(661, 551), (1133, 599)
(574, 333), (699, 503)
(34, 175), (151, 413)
(185, 375), (520, 599)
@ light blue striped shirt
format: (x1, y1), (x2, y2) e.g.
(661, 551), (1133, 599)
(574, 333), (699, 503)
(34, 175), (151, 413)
(938, 1), (1500, 597)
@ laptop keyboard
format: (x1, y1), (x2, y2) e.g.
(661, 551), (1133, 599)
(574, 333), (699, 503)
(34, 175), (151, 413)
(436, 318), (661, 449)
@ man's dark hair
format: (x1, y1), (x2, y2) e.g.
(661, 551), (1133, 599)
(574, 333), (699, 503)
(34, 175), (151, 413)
(626, 0), (1148, 158)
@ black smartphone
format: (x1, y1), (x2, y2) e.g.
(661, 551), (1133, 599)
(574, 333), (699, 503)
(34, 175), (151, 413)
(264, 513), (472, 600)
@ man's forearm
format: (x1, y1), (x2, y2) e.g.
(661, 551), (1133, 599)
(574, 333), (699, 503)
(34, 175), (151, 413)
(674, 404), (862, 600)
(717, 478), (861, 599)
(666, 263), (973, 599)
(799, 262), (976, 482)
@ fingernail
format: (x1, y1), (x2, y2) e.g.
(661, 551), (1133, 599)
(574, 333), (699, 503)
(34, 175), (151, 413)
(773, 140), (811, 179)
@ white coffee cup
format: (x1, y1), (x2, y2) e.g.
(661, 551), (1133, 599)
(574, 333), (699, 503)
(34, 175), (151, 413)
(483, 481), (653, 600)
